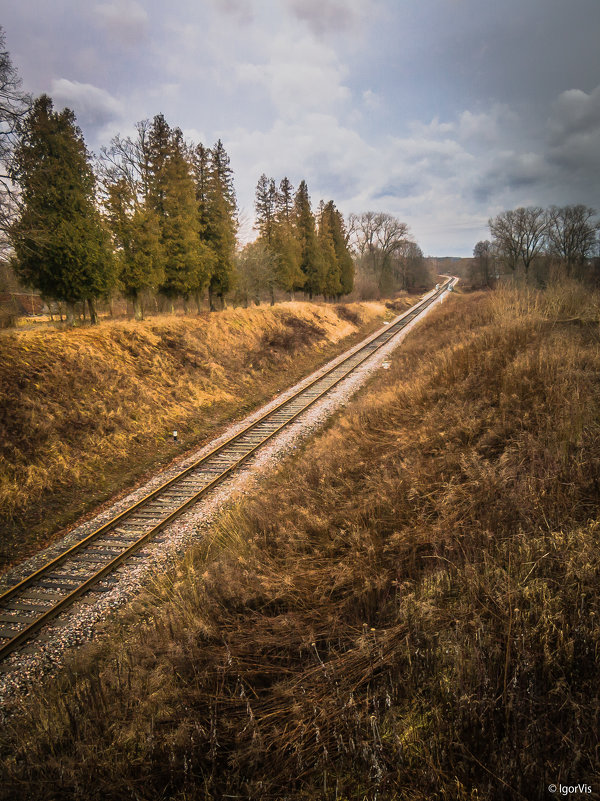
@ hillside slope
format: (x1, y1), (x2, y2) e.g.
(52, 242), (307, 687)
(2, 282), (599, 799)
(0, 301), (393, 569)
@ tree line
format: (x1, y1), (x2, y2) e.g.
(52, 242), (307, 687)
(251, 174), (354, 303)
(0, 31), (358, 324)
(472, 205), (599, 287)
(0, 29), (433, 322)
(8, 93), (248, 323)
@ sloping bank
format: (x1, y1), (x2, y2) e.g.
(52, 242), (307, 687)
(0, 300), (394, 570)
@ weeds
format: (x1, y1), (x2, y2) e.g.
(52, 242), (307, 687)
(1, 284), (599, 799)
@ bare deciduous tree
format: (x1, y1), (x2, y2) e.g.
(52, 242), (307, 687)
(0, 27), (31, 249)
(489, 206), (547, 278)
(348, 211), (410, 292)
(472, 240), (495, 288)
(489, 209), (522, 273)
(97, 119), (153, 205)
(546, 205), (598, 275)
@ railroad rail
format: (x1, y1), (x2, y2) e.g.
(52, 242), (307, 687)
(0, 278), (455, 661)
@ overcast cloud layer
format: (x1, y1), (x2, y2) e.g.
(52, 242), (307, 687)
(2, 0), (599, 255)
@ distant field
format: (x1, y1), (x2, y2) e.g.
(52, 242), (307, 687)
(0, 299), (403, 570)
(3, 281), (599, 799)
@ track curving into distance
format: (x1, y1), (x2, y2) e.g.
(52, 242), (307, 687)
(0, 278), (456, 661)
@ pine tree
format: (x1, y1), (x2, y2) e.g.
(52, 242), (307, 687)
(318, 201), (341, 299)
(105, 177), (163, 320)
(277, 177), (294, 224)
(325, 202), (353, 296)
(272, 177), (303, 297)
(143, 117), (207, 311)
(211, 139), (236, 214)
(10, 94), (114, 324)
(255, 174), (278, 245)
(146, 113), (172, 221)
(191, 142), (211, 236)
(294, 180), (324, 299)
(188, 142), (218, 312)
(205, 140), (237, 309)
(160, 129), (206, 309)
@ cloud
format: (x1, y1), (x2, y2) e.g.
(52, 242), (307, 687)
(51, 78), (124, 128)
(4, 0), (597, 256)
(94, 0), (148, 45)
(286, 0), (371, 35)
(457, 104), (518, 144)
(235, 33), (351, 120)
(362, 89), (382, 110)
(546, 85), (600, 177)
(208, 0), (254, 24)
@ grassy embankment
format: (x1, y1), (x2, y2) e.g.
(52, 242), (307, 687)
(2, 281), (600, 800)
(0, 300), (399, 571)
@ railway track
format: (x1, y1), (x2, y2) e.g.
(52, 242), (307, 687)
(0, 278), (455, 662)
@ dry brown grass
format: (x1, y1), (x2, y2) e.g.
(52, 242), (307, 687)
(1, 284), (599, 800)
(0, 301), (387, 570)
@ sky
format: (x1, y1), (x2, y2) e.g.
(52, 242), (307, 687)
(1, 0), (599, 256)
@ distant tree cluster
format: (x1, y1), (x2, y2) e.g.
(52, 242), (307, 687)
(246, 174), (354, 304)
(347, 211), (431, 296)
(473, 205), (599, 287)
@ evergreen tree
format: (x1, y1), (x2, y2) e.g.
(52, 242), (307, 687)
(143, 117), (208, 310)
(159, 129), (207, 309)
(105, 177), (163, 319)
(255, 174), (277, 245)
(318, 200), (341, 299)
(188, 142), (218, 312)
(294, 180), (323, 299)
(326, 202), (354, 296)
(272, 177), (303, 297)
(277, 177), (294, 224)
(191, 142), (211, 236)
(10, 94), (114, 324)
(211, 139), (236, 214)
(205, 140), (237, 309)
(146, 113), (172, 221)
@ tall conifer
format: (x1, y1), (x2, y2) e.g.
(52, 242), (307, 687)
(255, 174), (277, 245)
(322, 201), (353, 297)
(10, 94), (114, 323)
(318, 201), (341, 299)
(105, 177), (163, 320)
(205, 140), (237, 309)
(294, 180), (324, 299)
